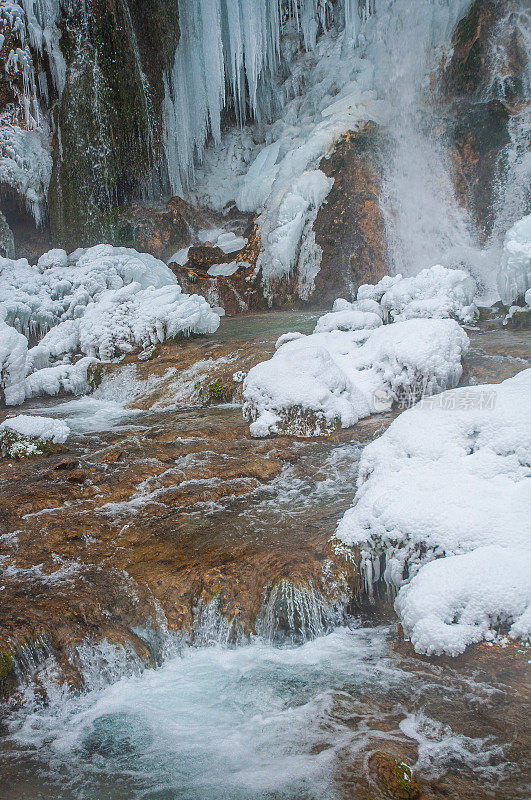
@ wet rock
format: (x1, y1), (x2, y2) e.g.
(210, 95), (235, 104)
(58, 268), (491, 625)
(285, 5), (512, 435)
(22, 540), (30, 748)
(368, 752), (422, 799)
(442, 0), (529, 235)
(65, 469), (88, 484)
(187, 244), (228, 271)
(53, 459), (80, 471)
(312, 124), (387, 305)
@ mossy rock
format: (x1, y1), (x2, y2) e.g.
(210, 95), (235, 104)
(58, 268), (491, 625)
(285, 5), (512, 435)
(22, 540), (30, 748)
(194, 378), (235, 406)
(0, 429), (68, 459)
(86, 361), (108, 391)
(504, 306), (531, 329)
(368, 752), (422, 799)
(0, 649), (13, 684)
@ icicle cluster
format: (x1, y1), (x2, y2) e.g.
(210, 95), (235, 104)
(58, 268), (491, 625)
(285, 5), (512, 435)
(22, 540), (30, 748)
(163, 0), (353, 194)
(0, 0), (64, 225)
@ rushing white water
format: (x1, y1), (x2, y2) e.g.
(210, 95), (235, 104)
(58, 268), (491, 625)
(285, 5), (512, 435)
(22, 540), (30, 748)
(370, 0), (495, 291)
(2, 625), (514, 800)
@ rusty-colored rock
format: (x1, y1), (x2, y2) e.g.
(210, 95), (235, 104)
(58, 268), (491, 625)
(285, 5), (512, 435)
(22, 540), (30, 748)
(312, 124), (387, 305)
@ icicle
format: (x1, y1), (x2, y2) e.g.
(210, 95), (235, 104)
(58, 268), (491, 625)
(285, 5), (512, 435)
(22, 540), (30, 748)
(163, 0), (341, 195)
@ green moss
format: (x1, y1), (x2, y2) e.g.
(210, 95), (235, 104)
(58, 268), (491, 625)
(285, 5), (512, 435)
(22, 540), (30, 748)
(505, 306), (531, 329)
(0, 650), (13, 683)
(50, 0), (180, 247)
(0, 428), (67, 459)
(195, 378), (234, 406)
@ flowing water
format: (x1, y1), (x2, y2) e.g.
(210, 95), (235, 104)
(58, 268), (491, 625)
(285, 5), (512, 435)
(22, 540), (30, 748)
(1, 624), (527, 800)
(1, 312), (529, 799)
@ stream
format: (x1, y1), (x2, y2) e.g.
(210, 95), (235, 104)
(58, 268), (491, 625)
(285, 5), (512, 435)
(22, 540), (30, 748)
(0, 311), (529, 799)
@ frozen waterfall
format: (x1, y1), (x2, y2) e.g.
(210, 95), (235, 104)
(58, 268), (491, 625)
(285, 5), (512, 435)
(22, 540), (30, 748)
(163, 0), (367, 194)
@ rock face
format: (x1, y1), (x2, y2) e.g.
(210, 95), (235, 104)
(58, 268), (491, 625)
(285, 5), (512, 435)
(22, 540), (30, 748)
(49, 0), (180, 248)
(442, 0), (529, 237)
(312, 125), (388, 305)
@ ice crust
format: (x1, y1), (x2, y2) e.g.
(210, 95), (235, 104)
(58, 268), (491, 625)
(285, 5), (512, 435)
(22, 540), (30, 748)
(0, 245), (220, 404)
(334, 368), (531, 655)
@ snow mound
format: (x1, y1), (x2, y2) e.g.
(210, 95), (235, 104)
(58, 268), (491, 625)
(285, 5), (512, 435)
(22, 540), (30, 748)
(0, 245), (220, 405)
(395, 546), (531, 656)
(0, 414), (70, 443)
(0, 414), (70, 457)
(358, 265), (477, 323)
(497, 215), (531, 306)
(334, 369), (531, 654)
(243, 316), (469, 437)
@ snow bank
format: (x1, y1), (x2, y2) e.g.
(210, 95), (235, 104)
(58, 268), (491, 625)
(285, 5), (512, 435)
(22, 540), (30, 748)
(243, 315), (469, 437)
(395, 547), (531, 656)
(0, 414), (69, 443)
(497, 214), (531, 306)
(0, 413), (69, 457)
(0, 245), (220, 405)
(334, 369), (531, 655)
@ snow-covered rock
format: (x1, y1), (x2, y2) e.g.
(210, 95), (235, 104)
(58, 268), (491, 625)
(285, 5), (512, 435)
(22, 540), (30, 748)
(395, 546), (531, 656)
(497, 214), (531, 306)
(0, 245), (221, 405)
(334, 369), (531, 655)
(243, 316), (469, 437)
(358, 265), (477, 323)
(0, 414), (70, 457)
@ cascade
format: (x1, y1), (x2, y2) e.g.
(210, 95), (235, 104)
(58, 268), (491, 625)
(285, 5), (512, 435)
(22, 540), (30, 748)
(371, 0), (488, 283)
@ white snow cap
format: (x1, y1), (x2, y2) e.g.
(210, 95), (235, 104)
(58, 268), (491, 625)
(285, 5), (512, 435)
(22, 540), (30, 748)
(0, 414), (70, 444)
(0, 245), (220, 405)
(243, 315), (469, 437)
(497, 214), (531, 306)
(358, 265), (477, 323)
(334, 368), (531, 655)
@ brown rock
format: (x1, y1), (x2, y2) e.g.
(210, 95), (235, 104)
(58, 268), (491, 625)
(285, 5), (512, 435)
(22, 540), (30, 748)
(442, 0), (528, 236)
(312, 124), (387, 305)
(368, 752), (422, 800)
(65, 470), (87, 484)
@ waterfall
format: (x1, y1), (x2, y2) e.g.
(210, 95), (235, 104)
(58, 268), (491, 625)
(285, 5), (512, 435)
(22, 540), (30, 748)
(371, 0), (488, 282)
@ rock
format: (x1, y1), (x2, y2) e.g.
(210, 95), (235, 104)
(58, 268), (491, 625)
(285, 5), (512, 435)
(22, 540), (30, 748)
(65, 470), (87, 484)
(368, 752), (422, 800)
(312, 125), (387, 305)
(442, 0), (528, 236)
(186, 244), (228, 271)
(53, 459), (80, 471)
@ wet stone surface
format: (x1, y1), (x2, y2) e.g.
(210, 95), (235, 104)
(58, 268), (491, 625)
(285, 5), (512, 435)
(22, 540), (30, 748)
(0, 312), (529, 799)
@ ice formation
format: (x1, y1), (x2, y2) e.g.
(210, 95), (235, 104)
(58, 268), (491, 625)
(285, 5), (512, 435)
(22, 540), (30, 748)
(163, 0), (363, 195)
(497, 214), (531, 306)
(189, 14), (382, 294)
(0, 0), (64, 224)
(359, 265), (478, 324)
(0, 245), (220, 405)
(243, 312), (469, 438)
(334, 369), (531, 655)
